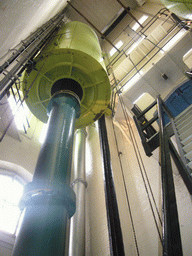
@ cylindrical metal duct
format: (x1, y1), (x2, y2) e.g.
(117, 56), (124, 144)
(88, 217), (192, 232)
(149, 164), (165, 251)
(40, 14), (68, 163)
(22, 21), (111, 129)
(69, 128), (87, 256)
(12, 90), (80, 256)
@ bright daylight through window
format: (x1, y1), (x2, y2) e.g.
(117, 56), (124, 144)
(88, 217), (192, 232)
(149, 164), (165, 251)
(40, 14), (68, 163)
(110, 40), (123, 56)
(0, 175), (24, 234)
(131, 15), (148, 31)
(161, 29), (186, 53)
(122, 70), (144, 93)
(8, 94), (30, 131)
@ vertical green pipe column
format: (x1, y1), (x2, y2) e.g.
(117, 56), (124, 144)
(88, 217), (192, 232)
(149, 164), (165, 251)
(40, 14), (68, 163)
(12, 90), (80, 256)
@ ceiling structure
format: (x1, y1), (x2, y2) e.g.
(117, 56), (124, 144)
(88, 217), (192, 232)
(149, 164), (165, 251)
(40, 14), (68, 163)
(64, 0), (192, 123)
(0, 0), (192, 139)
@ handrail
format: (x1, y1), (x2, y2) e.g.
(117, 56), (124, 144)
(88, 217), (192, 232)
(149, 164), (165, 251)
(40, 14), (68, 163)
(133, 115), (152, 156)
(0, 8), (66, 99)
(132, 96), (192, 195)
(137, 100), (157, 119)
(157, 96), (183, 256)
(0, 8), (67, 140)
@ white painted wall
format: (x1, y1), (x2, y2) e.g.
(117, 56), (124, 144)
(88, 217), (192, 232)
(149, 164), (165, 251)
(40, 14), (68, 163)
(0, 133), (41, 175)
(104, 115), (192, 256)
(105, 116), (161, 255)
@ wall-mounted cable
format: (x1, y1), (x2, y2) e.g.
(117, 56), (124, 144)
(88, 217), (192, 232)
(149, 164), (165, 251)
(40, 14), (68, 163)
(119, 95), (163, 244)
(111, 119), (140, 256)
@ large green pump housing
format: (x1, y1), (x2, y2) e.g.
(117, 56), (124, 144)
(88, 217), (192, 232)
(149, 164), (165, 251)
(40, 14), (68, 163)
(23, 21), (111, 128)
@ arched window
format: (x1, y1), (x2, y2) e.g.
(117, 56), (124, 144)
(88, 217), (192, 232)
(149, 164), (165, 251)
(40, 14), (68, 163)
(0, 174), (24, 235)
(0, 162), (32, 238)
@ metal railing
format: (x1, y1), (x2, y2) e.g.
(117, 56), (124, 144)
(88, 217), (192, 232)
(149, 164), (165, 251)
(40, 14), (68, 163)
(132, 96), (192, 194)
(108, 7), (190, 114)
(0, 7), (67, 140)
(157, 96), (183, 256)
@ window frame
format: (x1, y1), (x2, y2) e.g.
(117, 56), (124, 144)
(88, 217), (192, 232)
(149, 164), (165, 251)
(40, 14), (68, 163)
(0, 161), (32, 245)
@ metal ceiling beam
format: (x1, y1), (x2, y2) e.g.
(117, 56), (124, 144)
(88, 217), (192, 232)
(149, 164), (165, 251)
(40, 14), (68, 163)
(103, 9), (128, 37)
(116, 0), (143, 28)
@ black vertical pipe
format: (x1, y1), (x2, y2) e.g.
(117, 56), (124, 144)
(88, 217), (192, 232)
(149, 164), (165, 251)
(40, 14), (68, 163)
(157, 97), (183, 256)
(163, 133), (183, 256)
(98, 115), (125, 256)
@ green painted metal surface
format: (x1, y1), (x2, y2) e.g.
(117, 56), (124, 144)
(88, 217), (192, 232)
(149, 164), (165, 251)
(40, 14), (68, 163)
(12, 92), (80, 256)
(161, 0), (192, 19)
(23, 21), (111, 128)
(33, 92), (80, 187)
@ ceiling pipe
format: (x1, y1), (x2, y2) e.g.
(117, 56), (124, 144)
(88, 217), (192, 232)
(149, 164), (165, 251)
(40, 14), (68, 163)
(160, 0), (192, 20)
(69, 128), (87, 256)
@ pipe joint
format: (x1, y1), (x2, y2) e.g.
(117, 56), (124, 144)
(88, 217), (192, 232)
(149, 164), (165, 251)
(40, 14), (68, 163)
(47, 90), (81, 119)
(75, 128), (87, 137)
(71, 178), (88, 188)
(20, 181), (76, 218)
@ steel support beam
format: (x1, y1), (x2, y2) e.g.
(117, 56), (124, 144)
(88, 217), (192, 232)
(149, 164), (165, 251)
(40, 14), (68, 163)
(116, 0), (143, 28)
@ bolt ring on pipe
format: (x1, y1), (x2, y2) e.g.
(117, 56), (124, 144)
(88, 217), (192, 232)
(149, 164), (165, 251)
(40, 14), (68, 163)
(51, 89), (81, 106)
(70, 178), (88, 188)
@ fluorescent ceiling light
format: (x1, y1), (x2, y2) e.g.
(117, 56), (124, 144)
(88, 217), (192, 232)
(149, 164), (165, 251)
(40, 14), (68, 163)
(162, 29), (186, 52)
(110, 40), (123, 56)
(127, 35), (145, 54)
(123, 72), (142, 93)
(131, 15), (148, 31)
